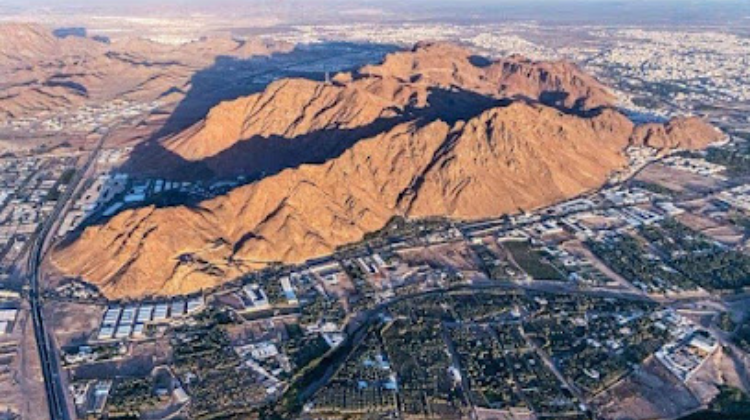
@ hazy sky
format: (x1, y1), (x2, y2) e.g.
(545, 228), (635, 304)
(2, 0), (748, 26)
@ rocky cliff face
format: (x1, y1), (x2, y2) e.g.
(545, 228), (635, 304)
(140, 42), (618, 179)
(630, 116), (725, 150)
(50, 43), (723, 299)
(357, 43), (615, 111)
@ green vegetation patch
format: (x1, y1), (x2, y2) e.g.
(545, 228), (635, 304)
(171, 316), (266, 419)
(704, 145), (750, 176)
(107, 377), (161, 418)
(59, 168), (76, 184)
(284, 332), (331, 371)
(733, 315), (750, 353)
(641, 219), (750, 291)
(383, 318), (465, 419)
(728, 212), (750, 232)
(312, 330), (397, 415)
(587, 233), (696, 293)
(448, 291), (521, 321)
(631, 180), (677, 196)
(299, 292), (345, 327)
(503, 240), (564, 281)
(524, 294), (665, 396)
(679, 386), (750, 420)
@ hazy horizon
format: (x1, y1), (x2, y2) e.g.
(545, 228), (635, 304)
(2, 0), (749, 27)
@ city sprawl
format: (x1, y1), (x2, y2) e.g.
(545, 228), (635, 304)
(0, 12), (749, 420)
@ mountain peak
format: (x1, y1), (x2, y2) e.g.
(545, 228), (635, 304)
(0, 22), (102, 65)
(126, 42), (622, 181)
(51, 43), (723, 299)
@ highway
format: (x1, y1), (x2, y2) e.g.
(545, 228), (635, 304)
(26, 131), (108, 420)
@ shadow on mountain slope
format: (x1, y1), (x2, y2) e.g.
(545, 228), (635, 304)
(56, 86), (508, 244)
(124, 87), (506, 183)
(152, 41), (401, 140)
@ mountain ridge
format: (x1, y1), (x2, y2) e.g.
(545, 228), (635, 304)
(0, 22), (292, 121)
(131, 42), (619, 180)
(50, 43), (724, 299)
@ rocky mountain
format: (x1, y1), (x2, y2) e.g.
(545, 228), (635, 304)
(0, 22), (291, 121)
(132, 42), (617, 179)
(355, 43), (615, 111)
(50, 43), (723, 299)
(630, 116), (725, 150)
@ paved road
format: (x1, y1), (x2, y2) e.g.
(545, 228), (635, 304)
(26, 131), (108, 420)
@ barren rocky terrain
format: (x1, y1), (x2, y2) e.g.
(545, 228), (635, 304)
(50, 43), (723, 299)
(0, 22), (291, 123)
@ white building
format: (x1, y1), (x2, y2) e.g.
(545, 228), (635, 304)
(244, 284), (271, 311)
(279, 277), (299, 305)
(0, 308), (18, 323)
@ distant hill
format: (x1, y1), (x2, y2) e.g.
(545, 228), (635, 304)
(0, 22), (291, 122)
